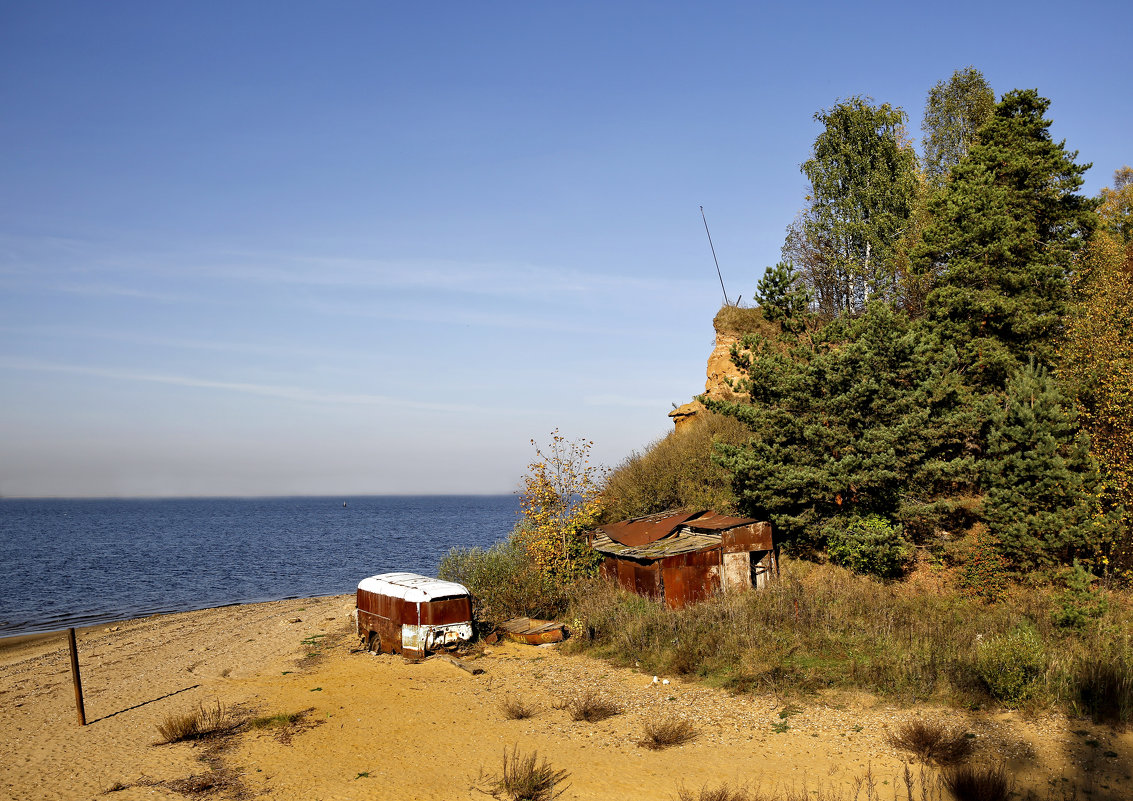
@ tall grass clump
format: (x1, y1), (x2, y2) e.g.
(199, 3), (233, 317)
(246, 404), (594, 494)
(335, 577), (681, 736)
(500, 696), (536, 720)
(156, 700), (232, 744)
(600, 412), (749, 523)
(561, 690), (620, 722)
(886, 718), (973, 765)
(943, 763), (1010, 801)
(639, 717), (698, 749)
(1047, 625), (1133, 726)
(480, 747), (570, 801)
(439, 537), (566, 623)
(975, 624), (1046, 705)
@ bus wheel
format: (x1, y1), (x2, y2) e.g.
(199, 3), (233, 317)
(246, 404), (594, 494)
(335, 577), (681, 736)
(367, 631), (381, 653)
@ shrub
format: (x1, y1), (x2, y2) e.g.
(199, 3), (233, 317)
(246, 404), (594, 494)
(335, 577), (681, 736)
(639, 717), (698, 750)
(943, 763), (1010, 801)
(156, 700), (231, 744)
(975, 625), (1046, 705)
(957, 527), (1010, 602)
(886, 718), (973, 765)
(825, 515), (913, 579)
(438, 539), (565, 622)
(1052, 560), (1108, 630)
(481, 747), (570, 801)
(515, 430), (606, 587)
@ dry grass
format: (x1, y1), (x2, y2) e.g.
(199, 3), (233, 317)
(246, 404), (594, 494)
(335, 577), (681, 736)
(481, 746), (570, 801)
(248, 710), (305, 729)
(712, 304), (776, 338)
(944, 763), (1010, 801)
(600, 411), (750, 523)
(501, 695), (536, 720)
(563, 690), (620, 723)
(886, 718), (974, 765)
(675, 783), (754, 801)
(165, 769), (238, 797)
(639, 716), (698, 750)
(155, 700), (233, 744)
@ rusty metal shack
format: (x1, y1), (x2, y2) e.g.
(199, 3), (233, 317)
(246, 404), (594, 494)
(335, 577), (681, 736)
(590, 509), (777, 609)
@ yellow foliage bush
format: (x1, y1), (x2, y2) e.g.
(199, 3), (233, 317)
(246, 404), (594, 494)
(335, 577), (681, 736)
(515, 430), (606, 587)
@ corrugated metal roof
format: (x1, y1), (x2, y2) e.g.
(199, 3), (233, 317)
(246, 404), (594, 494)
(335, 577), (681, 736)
(596, 508), (698, 547)
(592, 530), (723, 560)
(685, 512), (760, 530)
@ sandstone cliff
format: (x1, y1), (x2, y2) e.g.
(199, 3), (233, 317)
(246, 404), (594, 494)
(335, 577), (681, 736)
(667, 306), (775, 429)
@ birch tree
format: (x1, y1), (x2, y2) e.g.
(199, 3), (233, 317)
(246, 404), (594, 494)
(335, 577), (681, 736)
(798, 97), (917, 315)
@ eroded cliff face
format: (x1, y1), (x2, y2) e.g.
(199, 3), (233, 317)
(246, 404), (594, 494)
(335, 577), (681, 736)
(667, 329), (744, 429)
(667, 306), (773, 429)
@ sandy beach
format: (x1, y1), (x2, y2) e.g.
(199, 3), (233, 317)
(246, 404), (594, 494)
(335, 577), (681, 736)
(3, 596), (1131, 801)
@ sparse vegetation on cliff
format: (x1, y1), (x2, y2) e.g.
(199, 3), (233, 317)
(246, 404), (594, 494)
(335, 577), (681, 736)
(599, 411), (748, 523)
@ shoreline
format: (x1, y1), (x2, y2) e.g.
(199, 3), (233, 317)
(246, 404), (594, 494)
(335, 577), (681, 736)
(0, 592), (347, 646)
(3, 597), (1131, 800)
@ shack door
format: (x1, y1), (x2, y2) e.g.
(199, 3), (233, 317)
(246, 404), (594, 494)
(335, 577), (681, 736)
(660, 564), (720, 609)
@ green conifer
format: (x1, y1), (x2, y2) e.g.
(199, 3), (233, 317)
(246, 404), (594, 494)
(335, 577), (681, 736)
(982, 361), (1108, 570)
(920, 89), (1097, 386)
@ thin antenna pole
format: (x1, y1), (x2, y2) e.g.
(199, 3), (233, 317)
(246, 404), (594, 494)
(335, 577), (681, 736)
(700, 205), (730, 306)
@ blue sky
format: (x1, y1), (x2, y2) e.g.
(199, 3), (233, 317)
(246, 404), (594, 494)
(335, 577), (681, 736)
(2, 1), (1130, 497)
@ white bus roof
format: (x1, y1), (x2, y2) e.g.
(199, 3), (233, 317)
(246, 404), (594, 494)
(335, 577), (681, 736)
(357, 572), (470, 603)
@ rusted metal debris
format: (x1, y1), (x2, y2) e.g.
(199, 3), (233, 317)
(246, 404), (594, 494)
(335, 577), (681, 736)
(356, 572), (474, 659)
(590, 510), (777, 610)
(497, 617), (566, 645)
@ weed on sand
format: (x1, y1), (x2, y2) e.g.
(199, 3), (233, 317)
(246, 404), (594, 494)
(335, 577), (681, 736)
(886, 718), (974, 765)
(639, 717), (698, 750)
(478, 746), (570, 801)
(501, 695), (537, 720)
(562, 690), (621, 723)
(156, 700), (235, 744)
(944, 763), (1011, 801)
(248, 710), (306, 730)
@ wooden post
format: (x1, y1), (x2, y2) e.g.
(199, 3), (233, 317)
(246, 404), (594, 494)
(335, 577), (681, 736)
(67, 628), (86, 726)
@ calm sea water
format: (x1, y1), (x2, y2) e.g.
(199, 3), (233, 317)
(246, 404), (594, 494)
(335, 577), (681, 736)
(0, 495), (517, 637)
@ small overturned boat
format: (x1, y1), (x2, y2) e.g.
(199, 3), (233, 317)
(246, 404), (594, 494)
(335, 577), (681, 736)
(496, 617), (566, 645)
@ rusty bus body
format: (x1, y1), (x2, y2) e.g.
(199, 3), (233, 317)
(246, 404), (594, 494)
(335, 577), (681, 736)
(356, 572), (473, 659)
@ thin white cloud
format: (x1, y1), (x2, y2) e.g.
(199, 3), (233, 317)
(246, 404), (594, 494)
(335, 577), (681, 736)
(0, 324), (367, 361)
(0, 358), (493, 414)
(196, 251), (699, 300)
(53, 283), (193, 303)
(2, 235), (701, 301)
(583, 394), (674, 409)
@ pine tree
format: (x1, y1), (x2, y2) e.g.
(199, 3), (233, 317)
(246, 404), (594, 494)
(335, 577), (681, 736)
(920, 89), (1097, 387)
(707, 303), (979, 550)
(754, 261), (810, 334)
(982, 361), (1109, 570)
